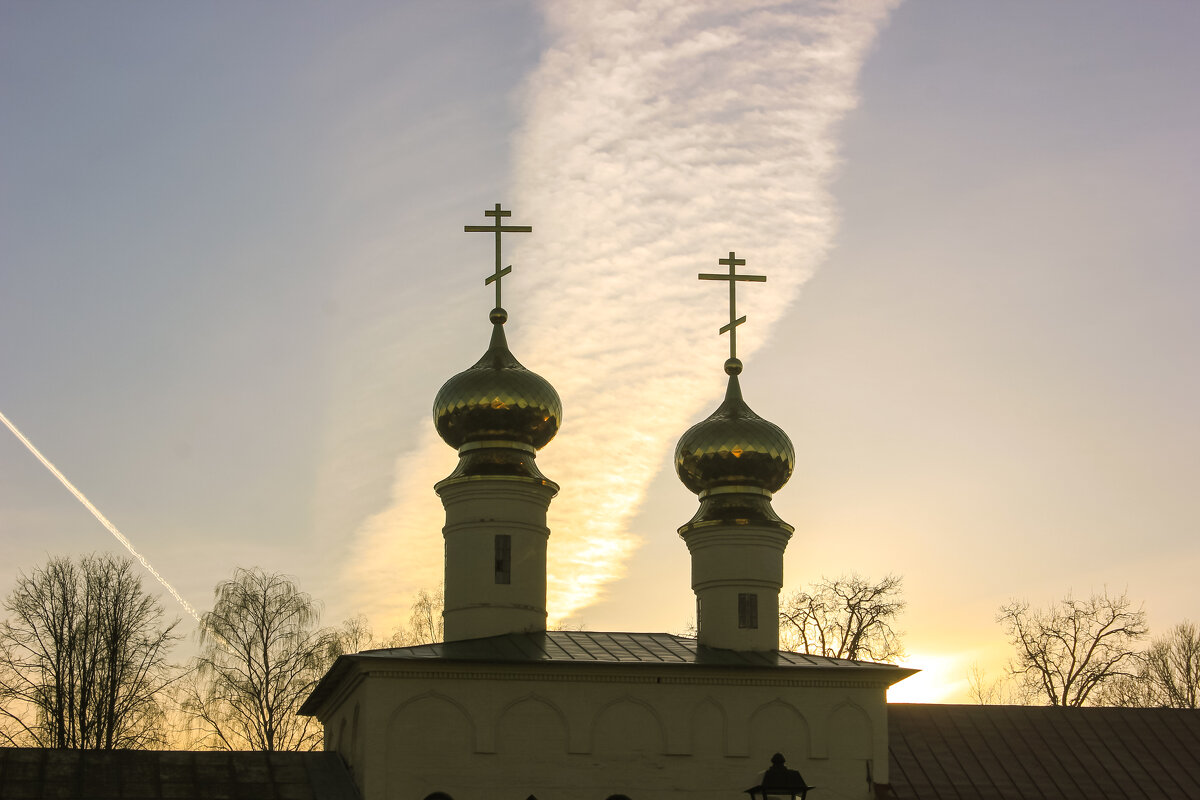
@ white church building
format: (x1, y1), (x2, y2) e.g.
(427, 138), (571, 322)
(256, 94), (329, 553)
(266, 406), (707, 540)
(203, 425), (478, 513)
(301, 206), (914, 799)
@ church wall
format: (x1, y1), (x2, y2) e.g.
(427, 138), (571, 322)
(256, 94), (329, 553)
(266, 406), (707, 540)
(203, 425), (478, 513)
(321, 660), (891, 800)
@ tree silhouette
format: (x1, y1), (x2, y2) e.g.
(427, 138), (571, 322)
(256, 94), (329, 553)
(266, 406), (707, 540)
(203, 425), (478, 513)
(998, 589), (1147, 707)
(779, 574), (905, 662)
(0, 554), (178, 748)
(183, 568), (333, 751)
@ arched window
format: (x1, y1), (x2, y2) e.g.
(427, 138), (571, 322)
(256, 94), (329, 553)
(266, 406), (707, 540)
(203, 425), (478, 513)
(606, 795), (633, 800)
(423, 794), (454, 800)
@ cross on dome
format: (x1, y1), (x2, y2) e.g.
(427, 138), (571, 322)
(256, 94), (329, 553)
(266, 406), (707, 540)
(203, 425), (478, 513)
(699, 251), (766, 368)
(464, 203), (532, 312)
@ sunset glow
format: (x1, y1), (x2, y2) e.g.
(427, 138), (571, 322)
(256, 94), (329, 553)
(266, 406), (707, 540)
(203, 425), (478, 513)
(888, 651), (970, 705)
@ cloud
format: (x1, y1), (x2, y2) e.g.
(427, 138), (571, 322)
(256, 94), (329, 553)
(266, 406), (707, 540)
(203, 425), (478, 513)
(345, 0), (898, 626)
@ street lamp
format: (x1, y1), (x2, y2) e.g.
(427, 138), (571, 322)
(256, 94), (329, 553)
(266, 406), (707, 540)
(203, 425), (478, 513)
(744, 753), (814, 800)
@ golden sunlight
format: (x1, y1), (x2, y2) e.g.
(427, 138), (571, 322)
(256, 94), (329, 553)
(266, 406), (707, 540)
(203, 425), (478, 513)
(888, 651), (970, 704)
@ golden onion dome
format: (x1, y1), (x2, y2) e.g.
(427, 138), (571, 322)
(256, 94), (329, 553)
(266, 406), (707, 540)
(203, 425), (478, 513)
(434, 308), (562, 450)
(675, 358), (794, 496)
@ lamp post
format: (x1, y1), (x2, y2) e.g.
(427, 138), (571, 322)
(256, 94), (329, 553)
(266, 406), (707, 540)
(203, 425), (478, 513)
(744, 753), (814, 800)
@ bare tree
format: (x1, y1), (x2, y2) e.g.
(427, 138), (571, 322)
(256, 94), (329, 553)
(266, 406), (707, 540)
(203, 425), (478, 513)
(1145, 621), (1200, 708)
(0, 554), (178, 748)
(183, 568), (334, 751)
(966, 662), (1003, 705)
(997, 589), (1147, 707)
(966, 662), (1037, 705)
(330, 614), (376, 656)
(1094, 670), (1155, 708)
(1099, 620), (1200, 709)
(406, 586), (443, 644)
(381, 586), (445, 647)
(779, 574), (905, 662)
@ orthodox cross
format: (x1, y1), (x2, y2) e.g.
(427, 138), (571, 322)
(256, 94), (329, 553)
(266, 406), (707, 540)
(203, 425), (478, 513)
(464, 203), (532, 309)
(699, 251), (765, 361)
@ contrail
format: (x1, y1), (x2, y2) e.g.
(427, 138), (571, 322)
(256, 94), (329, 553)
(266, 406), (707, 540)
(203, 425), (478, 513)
(0, 408), (201, 622)
(346, 0), (899, 626)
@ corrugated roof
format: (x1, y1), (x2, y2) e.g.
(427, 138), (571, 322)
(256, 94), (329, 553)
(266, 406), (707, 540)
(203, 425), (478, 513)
(301, 631), (913, 716)
(886, 704), (1200, 799)
(0, 748), (359, 800)
(358, 630), (907, 669)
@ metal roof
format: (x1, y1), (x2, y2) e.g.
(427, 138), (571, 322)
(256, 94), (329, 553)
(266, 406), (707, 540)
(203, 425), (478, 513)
(358, 630), (907, 669)
(886, 703), (1200, 799)
(301, 631), (912, 716)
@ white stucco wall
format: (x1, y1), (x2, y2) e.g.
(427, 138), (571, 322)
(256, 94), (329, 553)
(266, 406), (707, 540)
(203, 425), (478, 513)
(316, 658), (899, 800)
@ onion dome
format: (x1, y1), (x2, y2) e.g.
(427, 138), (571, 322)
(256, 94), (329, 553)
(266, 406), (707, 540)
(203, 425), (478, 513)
(675, 358), (794, 532)
(676, 358), (794, 494)
(434, 307), (562, 458)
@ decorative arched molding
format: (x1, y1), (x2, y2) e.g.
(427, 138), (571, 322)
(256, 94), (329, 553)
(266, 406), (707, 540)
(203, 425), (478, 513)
(826, 698), (871, 725)
(386, 692), (477, 799)
(748, 699), (810, 761)
(590, 695), (667, 755)
(387, 690), (478, 752)
(689, 696), (728, 757)
(495, 693), (570, 756)
(389, 690), (477, 743)
(350, 703), (361, 772)
(497, 692), (569, 730)
(748, 697), (806, 724)
(826, 699), (873, 759)
(423, 793), (454, 800)
(336, 717), (346, 752)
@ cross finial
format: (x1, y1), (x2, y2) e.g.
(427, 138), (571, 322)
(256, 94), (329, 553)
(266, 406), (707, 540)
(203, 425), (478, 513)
(699, 251), (765, 367)
(464, 203), (532, 315)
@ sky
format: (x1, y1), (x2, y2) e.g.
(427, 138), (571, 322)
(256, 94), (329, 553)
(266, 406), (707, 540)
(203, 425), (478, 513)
(2, 1), (1197, 704)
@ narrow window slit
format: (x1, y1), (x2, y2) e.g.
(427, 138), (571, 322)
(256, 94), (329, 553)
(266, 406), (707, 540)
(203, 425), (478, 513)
(738, 593), (758, 629)
(495, 534), (511, 584)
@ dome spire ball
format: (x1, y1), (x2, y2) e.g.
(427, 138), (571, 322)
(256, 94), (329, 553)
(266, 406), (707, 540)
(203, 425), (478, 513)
(675, 251), (794, 527)
(434, 204), (561, 481)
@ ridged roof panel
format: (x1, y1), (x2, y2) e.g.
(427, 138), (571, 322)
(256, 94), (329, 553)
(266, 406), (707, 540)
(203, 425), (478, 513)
(887, 704), (1200, 799)
(357, 630), (908, 669)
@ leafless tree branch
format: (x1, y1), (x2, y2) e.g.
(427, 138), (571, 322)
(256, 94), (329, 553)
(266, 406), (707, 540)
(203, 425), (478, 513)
(997, 588), (1147, 707)
(779, 574), (906, 662)
(0, 554), (178, 748)
(181, 568), (333, 751)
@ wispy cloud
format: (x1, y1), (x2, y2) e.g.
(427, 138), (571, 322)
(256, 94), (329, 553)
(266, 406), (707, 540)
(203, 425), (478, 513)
(346, 0), (898, 626)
